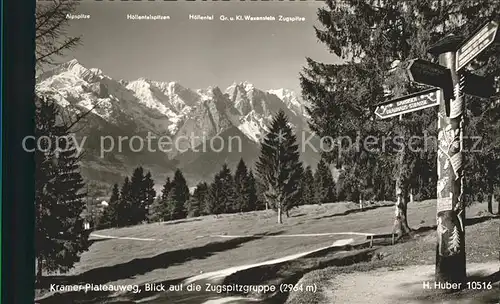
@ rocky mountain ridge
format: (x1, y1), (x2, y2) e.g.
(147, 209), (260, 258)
(36, 59), (319, 194)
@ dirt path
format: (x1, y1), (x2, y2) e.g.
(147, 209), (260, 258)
(325, 262), (499, 304)
(91, 233), (163, 241)
(212, 232), (374, 238)
(184, 238), (355, 285)
(90, 232), (373, 242)
(140, 238), (356, 304)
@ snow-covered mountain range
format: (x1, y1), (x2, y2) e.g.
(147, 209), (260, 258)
(36, 59), (319, 194)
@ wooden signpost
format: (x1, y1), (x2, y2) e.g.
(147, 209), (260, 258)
(461, 71), (496, 99)
(456, 20), (499, 71)
(374, 88), (441, 119)
(406, 59), (452, 99)
(375, 20), (499, 285)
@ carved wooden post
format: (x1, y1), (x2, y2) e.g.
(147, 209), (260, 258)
(435, 50), (466, 284)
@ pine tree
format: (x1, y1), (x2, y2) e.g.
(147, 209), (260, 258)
(314, 158), (336, 205)
(234, 158), (249, 212)
(129, 166), (146, 224)
(98, 184), (120, 229)
(151, 177), (172, 221)
(168, 169), (189, 220)
(207, 164), (238, 215)
(301, 166), (315, 205)
(244, 171), (258, 212)
(255, 177), (268, 211)
(185, 197), (200, 217)
(35, 95), (90, 282)
(220, 164), (238, 213)
(205, 178), (219, 216)
(191, 182), (209, 216)
(256, 110), (304, 223)
(148, 196), (161, 222)
(118, 177), (132, 226)
(143, 171), (156, 222)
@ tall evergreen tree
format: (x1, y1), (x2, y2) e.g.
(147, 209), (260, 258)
(151, 177), (172, 221)
(98, 184), (120, 229)
(256, 110), (304, 223)
(118, 177), (132, 226)
(205, 179), (219, 216)
(129, 166), (146, 224)
(35, 95), (90, 282)
(191, 182), (209, 216)
(143, 171), (156, 222)
(185, 196), (201, 218)
(207, 164), (238, 215)
(301, 166), (316, 205)
(255, 176), (268, 211)
(234, 158), (249, 212)
(314, 158), (336, 205)
(244, 171), (259, 212)
(168, 169), (189, 220)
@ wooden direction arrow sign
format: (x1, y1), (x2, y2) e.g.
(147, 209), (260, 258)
(375, 88), (441, 119)
(456, 20), (499, 71)
(407, 59), (451, 88)
(407, 59), (453, 98)
(461, 71), (496, 99)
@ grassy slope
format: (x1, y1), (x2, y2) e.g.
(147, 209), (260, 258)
(36, 200), (493, 303)
(66, 201), (394, 279)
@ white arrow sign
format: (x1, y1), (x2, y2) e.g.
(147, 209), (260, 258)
(374, 89), (441, 119)
(456, 20), (498, 71)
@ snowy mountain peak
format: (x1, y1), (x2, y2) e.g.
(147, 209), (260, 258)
(89, 68), (104, 76)
(225, 82), (238, 93)
(63, 59), (91, 75)
(136, 77), (152, 83)
(168, 81), (179, 90)
(126, 78), (152, 90)
(38, 59), (106, 84)
(267, 88), (287, 99)
(65, 58), (80, 66)
(37, 59), (310, 145)
(197, 86), (219, 100)
(152, 81), (183, 95)
(242, 81), (254, 92)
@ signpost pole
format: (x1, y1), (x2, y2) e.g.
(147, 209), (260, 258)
(378, 20), (498, 285)
(435, 50), (466, 284)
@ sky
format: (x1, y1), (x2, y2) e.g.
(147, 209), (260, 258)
(55, 1), (341, 94)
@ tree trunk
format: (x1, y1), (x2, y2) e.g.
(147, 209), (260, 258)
(487, 194), (493, 214)
(487, 181), (493, 214)
(277, 205), (282, 224)
(359, 197), (363, 210)
(409, 189), (414, 204)
(393, 179), (411, 238)
(393, 143), (411, 239)
(286, 209), (290, 217)
(496, 194), (500, 215)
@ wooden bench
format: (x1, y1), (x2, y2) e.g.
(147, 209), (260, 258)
(365, 233), (396, 247)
